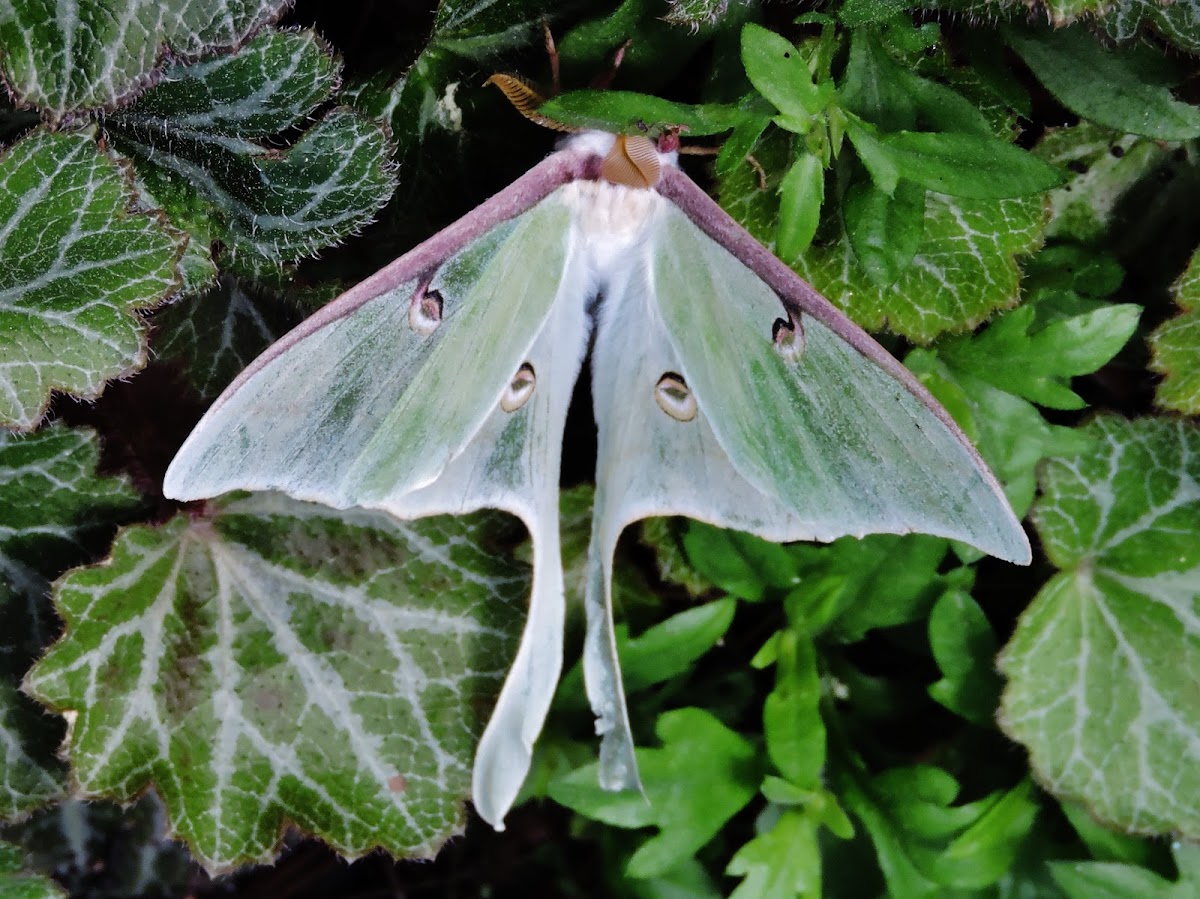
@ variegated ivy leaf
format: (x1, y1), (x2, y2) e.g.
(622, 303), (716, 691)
(431, 0), (558, 57)
(107, 30), (396, 268)
(719, 134), (1045, 342)
(0, 840), (65, 899)
(1150, 250), (1200, 415)
(0, 424), (141, 819)
(0, 0), (288, 120)
(25, 493), (527, 872)
(662, 0), (736, 27)
(1000, 416), (1200, 839)
(0, 131), (184, 431)
(153, 275), (301, 401)
(1104, 0), (1200, 53)
(3, 797), (193, 897)
(1037, 123), (1175, 243)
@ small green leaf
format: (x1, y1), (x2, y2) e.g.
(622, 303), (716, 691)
(1150, 250), (1200, 415)
(727, 809), (820, 898)
(935, 301), (1141, 410)
(763, 631), (824, 787)
(844, 178), (926, 286)
(776, 152), (824, 261)
(882, 131), (1066, 199)
(844, 116), (899, 195)
(26, 494), (528, 871)
(839, 0), (909, 26)
(1000, 416), (1200, 839)
(0, 0), (288, 119)
(786, 534), (957, 642)
(927, 589), (1003, 726)
(558, 598), (736, 702)
(0, 131), (184, 431)
(548, 708), (761, 879)
(107, 31), (397, 268)
(431, 0), (556, 57)
(1008, 27), (1200, 140)
(1051, 841), (1199, 899)
(838, 31), (916, 133)
(839, 765), (1039, 893)
(680, 523), (801, 602)
(535, 90), (744, 136)
(741, 24), (826, 124)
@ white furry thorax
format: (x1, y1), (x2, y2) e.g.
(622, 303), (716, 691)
(560, 179), (665, 275)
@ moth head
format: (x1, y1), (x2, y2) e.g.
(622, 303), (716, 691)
(600, 133), (663, 189)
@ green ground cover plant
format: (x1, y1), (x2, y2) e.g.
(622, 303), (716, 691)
(0, 1), (1197, 895)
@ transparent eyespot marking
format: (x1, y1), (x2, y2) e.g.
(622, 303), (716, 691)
(501, 363), (536, 412)
(409, 288), (444, 336)
(772, 313), (804, 363)
(655, 372), (697, 422)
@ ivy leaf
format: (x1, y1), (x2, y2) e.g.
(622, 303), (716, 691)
(1037, 123), (1176, 243)
(0, 425), (141, 819)
(1007, 27), (1200, 141)
(0, 840), (65, 899)
(107, 30), (396, 268)
(1149, 249), (1200, 415)
(548, 708), (761, 879)
(25, 493), (527, 872)
(152, 275), (302, 401)
(5, 797), (194, 897)
(934, 301), (1141, 410)
(0, 0), (288, 120)
(1104, 0), (1200, 54)
(0, 131), (184, 431)
(1000, 416), (1200, 839)
(430, 0), (558, 57)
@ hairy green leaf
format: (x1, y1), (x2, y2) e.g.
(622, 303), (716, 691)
(152, 276), (302, 401)
(1008, 27), (1200, 140)
(1150, 250), (1200, 415)
(0, 131), (183, 431)
(0, 0), (287, 119)
(0, 425), (140, 818)
(1000, 416), (1200, 839)
(107, 30), (396, 268)
(26, 494), (527, 871)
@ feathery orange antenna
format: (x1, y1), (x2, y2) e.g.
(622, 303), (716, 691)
(483, 74), (575, 132)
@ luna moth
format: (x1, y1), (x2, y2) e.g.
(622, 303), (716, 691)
(163, 127), (1031, 830)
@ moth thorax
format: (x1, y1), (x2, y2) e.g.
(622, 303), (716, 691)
(600, 134), (662, 189)
(563, 180), (662, 270)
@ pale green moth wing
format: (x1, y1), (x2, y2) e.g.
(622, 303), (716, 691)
(584, 165), (1031, 791)
(163, 152), (594, 829)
